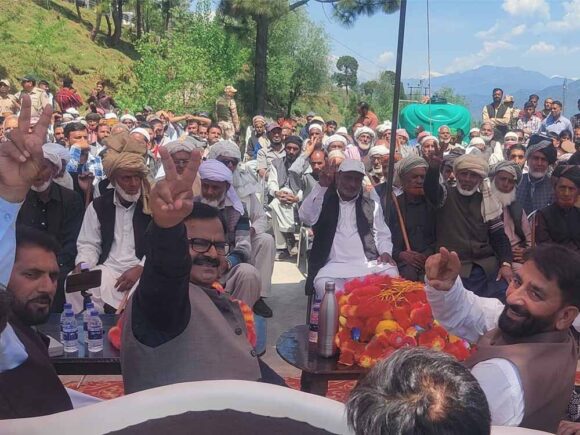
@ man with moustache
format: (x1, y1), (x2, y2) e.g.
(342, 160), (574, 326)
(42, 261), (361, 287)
(490, 162), (531, 271)
(516, 139), (557, 214)
(479, 121), (504, 164)
(424, 154), (513, 300)
(289, 141), (326, 200)
(425, 245), (580, 433)
(121, 148), (283, 394)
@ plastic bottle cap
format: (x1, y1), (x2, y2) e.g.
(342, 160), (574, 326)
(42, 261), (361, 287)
(64, 303), (72, 309)
(65, 311), (74, 317)
(90, 309), (99, 316)
(80, 263), (90, 272)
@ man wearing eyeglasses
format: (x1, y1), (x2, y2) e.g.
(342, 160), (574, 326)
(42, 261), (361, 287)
(121, 147), (284, 394)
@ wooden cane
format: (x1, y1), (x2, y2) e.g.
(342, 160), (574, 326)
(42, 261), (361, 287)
(530, 212), (537, 248)
(115, 291), (131, 315)
(391, 192), (412, 252)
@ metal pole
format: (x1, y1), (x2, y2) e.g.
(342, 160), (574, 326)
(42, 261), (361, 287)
(384, 0), (407, 225)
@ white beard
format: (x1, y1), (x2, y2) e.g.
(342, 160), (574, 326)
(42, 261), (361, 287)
(457, 184), (478, 196)
(529, 169), (548, 179)
(491, 183), (516, 207)
(481, 134), (493, 143)
(200, 196), (224, 209)
(31, 179), (52, 192)
(115, 185), (141, 203)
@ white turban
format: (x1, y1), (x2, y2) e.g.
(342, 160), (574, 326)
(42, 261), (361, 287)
(376, 121), (392, 134)
(308, 123), (323, 133)
(198, 160), (244, 215)
(328, 150), (346, 162)
(120, 114), (137, 123)
(367, 145), (389, 158)
(43, 142), (70, 165)
(354, 126), (376, 141)
(336, 127), (348, 135)
(42, 143), (62, 172)
(207, 140), (242, 160)
(421, 135), (439, 145)
(131, 127), (151, 143)
(323, 134), (347, 150)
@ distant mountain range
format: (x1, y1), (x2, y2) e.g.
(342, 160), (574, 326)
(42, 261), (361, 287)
(406, 66), (579, 121)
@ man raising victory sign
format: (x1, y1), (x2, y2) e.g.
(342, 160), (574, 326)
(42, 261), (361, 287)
(424, 245), (580, 433)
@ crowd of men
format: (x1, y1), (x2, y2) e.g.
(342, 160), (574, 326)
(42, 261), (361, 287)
(1, 76), (580, 434)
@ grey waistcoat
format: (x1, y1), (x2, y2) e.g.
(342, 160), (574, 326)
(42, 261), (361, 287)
(121, 283), (261, 394)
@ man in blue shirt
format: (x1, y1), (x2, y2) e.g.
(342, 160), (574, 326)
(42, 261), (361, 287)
(540, 100), (573, 137)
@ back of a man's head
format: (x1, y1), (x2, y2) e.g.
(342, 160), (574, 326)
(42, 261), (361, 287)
(346, 347), (490, 435)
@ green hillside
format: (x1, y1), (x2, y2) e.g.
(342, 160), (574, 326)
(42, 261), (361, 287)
(0, 0), (136, 98)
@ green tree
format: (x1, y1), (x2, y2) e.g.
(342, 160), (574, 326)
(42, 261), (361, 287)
(117, 1), (249, 112)
(219, 0), (400, 114)
(268, 10), (330, 117)
(433, 87), (468, 106)
(332, 55), (358, 97)
(360, 70), (406, 122)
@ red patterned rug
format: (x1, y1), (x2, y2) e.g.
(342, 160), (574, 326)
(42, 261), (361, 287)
(64, 378), (357, 403)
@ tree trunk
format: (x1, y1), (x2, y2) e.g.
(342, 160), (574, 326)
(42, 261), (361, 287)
(90, 0), (102, 41)
(136, 0), (142, 38)
(75, 1), (82, 21)
(254, 14), (269, 115)
(111, 0), (123, 46)
(105, 14), (112, 38)
(162, 0), (170, 33)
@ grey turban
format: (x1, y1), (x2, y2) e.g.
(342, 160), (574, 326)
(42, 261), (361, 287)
(207, 140), (242, 160)
(490, 161), (523, 185)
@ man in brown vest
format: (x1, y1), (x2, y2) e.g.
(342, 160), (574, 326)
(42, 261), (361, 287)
(121, 147), (283, 394)
(424, 245), (580, 433)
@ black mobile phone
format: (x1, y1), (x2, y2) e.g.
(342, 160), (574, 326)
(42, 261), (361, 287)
(65, 270), (102, 293)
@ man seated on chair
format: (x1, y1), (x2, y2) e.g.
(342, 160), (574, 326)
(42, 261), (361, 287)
(425, 245), (580, 433)
(17, 144), (84, 311)
(374, 156), (436, 281)
(535, 164), (580, 252)
(288, 136), (326, 201)
(67, 134), (151, 313)
(121, 148), (284, 394)
(268, 135), (302, 259)
(300, 159), (398, 300)
(424, 153), (513, 300)
(489, 161), (532, 271)
(194, 159), (262, 309)
(208, 142), (276, 318)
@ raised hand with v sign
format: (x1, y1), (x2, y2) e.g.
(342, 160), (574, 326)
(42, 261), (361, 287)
(0, 95), (52, 203)
(150, 146), (202, 228)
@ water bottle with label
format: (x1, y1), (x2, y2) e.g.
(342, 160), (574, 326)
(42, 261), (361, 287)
(87, 310), (103, 353)
(318, 281), (339, 358)
(308, 294), (322, 344)
(62, 311), (79, 353)
(60, 303), (72, 342)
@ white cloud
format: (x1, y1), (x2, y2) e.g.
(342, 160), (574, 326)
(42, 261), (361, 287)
(377, 51), (394, 65)
(511, 24), (527, 35)
(546, 0), (580, 32)
(445, 41), (515, 73)
(476, 22), (526, 40)
(502, 0), (549, 17)
(526, 41), (555, 54)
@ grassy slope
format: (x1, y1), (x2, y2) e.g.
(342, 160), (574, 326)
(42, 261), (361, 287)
(0, 0), (136, 98)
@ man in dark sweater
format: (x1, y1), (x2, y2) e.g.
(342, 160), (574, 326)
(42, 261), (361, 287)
(424, 154), (513, 300)
(121, 147), (283, 393)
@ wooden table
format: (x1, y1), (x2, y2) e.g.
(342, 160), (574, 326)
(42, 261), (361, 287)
(37, 313), (121, 375)
(276, 324), (367, 396)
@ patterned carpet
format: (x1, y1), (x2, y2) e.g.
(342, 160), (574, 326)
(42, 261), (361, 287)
(64, 378), (357, 403)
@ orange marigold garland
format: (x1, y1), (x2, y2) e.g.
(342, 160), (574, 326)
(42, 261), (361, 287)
(212, 283), (257, 348)
(336, 275), (474, 368)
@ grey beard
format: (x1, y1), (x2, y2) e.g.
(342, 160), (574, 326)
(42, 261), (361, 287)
(115, 185), (141, 203)
(491, 183), (516, 207)
(481, 134), (493, 143)
(457, 184), (478, 196)
(31, 179), (52, 192)
(200, 196), (224, 209)
(529, 169), (548, 179)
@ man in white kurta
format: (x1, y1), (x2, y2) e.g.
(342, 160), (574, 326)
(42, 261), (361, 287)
(300, 159), (398, 299)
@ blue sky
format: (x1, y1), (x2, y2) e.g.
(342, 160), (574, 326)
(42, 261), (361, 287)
(304, 0), (580, 81)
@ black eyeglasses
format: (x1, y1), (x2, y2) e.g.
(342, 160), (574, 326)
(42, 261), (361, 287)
(188, 238), (229, 255)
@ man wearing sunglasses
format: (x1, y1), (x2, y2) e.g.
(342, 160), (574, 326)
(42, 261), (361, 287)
(121, 147), (283, 394)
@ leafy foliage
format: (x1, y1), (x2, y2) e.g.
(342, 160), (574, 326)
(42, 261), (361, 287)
(432, 87), (469, 106)
(116, 1), (249, 112)
(332, 55), (358, 95)
(267, 10), (330, 116)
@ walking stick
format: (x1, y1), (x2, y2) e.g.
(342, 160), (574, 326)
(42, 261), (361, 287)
(391, 192), (412, 252)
